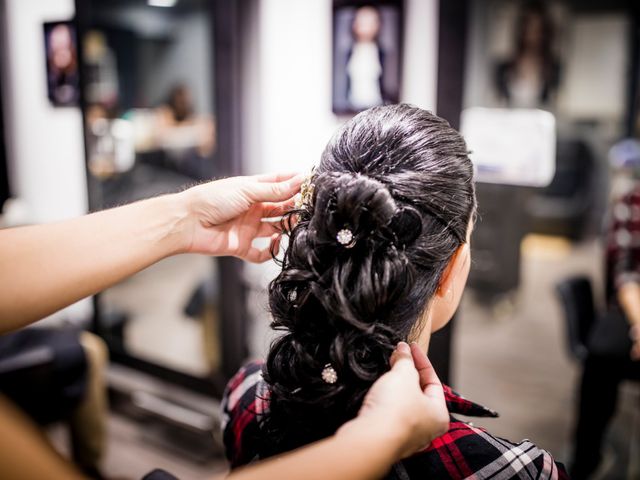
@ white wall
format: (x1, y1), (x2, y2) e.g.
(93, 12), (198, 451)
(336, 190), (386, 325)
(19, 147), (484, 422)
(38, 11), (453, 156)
(1, 0), (88, 222)
(558, 14), (629, 121)
(1, 0), (91, 323)
(402, 0), (439, 111)
(242, 0), (440, 357)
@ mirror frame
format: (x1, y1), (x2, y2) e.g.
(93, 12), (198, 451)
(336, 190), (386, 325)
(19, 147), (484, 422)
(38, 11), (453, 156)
(74, 0), (247, 397)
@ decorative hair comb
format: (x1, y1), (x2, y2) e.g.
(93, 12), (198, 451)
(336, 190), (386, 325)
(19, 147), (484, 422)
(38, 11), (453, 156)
(294, 167), (316, 209)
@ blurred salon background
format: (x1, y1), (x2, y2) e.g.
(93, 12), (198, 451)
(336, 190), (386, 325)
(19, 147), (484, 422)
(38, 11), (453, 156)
(0, 0), (638, 478)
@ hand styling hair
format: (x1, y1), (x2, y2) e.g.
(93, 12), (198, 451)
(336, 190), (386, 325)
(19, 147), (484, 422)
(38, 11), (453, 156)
(261, 104), (476, 456)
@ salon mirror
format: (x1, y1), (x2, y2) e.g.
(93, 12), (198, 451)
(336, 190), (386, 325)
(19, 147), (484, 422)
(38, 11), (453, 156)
(76, 0), (241, 393)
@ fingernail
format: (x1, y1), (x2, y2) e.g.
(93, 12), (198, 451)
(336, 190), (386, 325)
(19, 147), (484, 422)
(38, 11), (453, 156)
(396, 341), (410, 354)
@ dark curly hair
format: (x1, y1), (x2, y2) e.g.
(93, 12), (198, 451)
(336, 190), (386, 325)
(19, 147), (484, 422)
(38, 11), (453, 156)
(260, 104), (476, 457)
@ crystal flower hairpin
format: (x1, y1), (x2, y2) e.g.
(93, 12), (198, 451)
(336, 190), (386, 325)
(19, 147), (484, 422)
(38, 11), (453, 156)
(321, 364), (338, 384)
(336, 227), (356, 248)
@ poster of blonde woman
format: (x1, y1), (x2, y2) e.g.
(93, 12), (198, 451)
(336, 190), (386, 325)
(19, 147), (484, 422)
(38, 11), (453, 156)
(332, 0), (402, 114)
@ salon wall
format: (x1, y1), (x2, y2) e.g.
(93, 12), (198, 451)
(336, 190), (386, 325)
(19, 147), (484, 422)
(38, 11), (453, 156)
(0, 0), (91, 323)
(241, 0), (440, 356)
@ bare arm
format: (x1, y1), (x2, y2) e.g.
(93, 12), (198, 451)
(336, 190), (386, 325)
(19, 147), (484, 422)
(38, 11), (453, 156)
(228, 421), (404, 480)
(0, 416), (398, 480)
(618, 282), (640, 327)
(0, 173), (304, 334)
(0, 395), (85, 480)
(618, 282), (640, 360)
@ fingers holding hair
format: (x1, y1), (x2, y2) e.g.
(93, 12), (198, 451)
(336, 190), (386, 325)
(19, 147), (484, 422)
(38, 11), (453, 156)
(389, 342), (420, 384)
(252, 172), (300, 183)
(247, 173), (306, 203)
(389, 341), (412, 367)
(260, 196), (298, 219)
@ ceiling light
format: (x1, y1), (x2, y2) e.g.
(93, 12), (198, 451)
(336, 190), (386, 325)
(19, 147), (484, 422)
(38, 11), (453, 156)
(147, 0), (178, 7)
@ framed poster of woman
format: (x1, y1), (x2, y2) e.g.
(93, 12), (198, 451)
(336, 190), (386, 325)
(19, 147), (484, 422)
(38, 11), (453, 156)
(332, 0), (403, 114)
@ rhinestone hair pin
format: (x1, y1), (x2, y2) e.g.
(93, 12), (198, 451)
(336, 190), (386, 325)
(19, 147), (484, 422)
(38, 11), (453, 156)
(321, 364), (338, 384)
(287, 289), (297, 302)
(336, 228), (356, 248)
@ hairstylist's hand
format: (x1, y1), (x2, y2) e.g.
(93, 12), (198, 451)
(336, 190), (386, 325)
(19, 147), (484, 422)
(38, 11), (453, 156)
(176, 173), (305, 262)
(339, 342), (449, 459)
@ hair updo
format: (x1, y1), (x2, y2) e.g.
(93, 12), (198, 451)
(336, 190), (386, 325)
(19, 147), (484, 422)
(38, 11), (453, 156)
(260, 104), (476, 456)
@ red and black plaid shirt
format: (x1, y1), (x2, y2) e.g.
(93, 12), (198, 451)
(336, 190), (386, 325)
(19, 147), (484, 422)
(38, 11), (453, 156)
(221, 361), (569, 479)
(606, 185), (640, 306)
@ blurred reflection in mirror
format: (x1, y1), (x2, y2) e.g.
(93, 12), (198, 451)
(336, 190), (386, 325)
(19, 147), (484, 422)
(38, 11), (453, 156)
(80, 0), (219, 378)
(154, 84), (216, 179)
(494, 1), (561, 109)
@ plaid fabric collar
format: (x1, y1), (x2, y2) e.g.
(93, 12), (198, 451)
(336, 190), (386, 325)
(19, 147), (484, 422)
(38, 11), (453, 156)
(223, 362), (568, 478)
(221, 362), (568, 480)
(443, 384), (499, 418)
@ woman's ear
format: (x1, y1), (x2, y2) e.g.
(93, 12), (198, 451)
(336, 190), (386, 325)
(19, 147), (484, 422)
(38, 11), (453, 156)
(436, 243), (470, 300)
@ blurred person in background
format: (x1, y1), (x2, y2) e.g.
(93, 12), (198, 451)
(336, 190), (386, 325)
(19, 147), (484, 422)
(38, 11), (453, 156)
(570, 139), (640, 479)
(494, 0), (561, 109)
(222, 105), (569, 479)
(155, 83), (216, 179)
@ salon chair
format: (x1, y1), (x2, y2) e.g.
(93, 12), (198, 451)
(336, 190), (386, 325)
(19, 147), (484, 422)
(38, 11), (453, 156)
(142, 469), (180, 480)
(556, 275), (637, 359)
(528, 138), (599, 241)
(0, 344), (55, 375)
(468, 183), (528, 302)
(0, 343), (59, 400)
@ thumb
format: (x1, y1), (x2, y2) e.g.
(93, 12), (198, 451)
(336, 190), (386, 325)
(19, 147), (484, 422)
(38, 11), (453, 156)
(247, 174), (306, 203)
(389, 341), (414, 370)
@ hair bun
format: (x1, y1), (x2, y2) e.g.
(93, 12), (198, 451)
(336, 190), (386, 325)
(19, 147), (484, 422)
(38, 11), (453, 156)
(263, 105), (476, 457)
(389, 206), (422, 246)
(309, 172), (420, 250)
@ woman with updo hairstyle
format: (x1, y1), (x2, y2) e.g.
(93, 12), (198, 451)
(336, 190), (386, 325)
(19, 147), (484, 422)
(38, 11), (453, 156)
(222, 105), (568, 479)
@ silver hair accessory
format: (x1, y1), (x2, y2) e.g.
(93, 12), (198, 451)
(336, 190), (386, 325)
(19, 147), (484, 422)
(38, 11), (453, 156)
(321, 364), (338, 384)
(336, 228), (356, 248)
